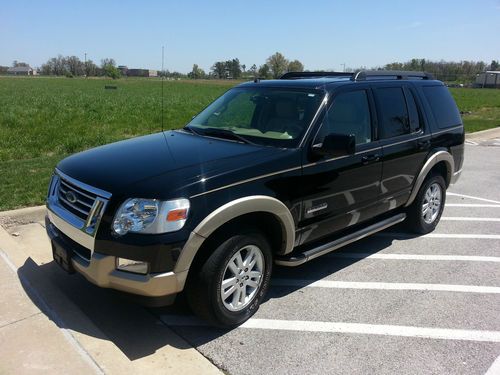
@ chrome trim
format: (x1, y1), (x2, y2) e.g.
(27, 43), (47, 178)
(307, 203), (328, 214)
(431, 125), (464, 136)
(56, 169), (112, 199)
(275, 213), (406, 266)
(46, 172), (111, 255)
(47, 208), (95, 250)
(298, 92), (329, 148)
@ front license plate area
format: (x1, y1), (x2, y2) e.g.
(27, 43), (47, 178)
(52, 241), (75, 274)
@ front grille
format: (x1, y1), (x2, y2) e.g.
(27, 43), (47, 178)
(57, 177), (98, 221)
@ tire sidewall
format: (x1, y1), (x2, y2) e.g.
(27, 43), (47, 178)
(414, 174), (446, 232)
(208, 232), (272, 327)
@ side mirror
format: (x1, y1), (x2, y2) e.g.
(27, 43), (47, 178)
(312, 133), (356, 157)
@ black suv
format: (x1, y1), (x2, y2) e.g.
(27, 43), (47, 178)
(46, 70), (464, 327)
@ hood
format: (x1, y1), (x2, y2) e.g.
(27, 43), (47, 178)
(57, 130), (295, 198)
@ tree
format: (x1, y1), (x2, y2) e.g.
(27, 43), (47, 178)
(258, 64), (271, 79)
(266, 52), (289, 78)
(66, 56), (84, 76)
(84, 60), (98, 76)
(100, 58), (120, 78)
(227, 58), (242, 79)
(12, 60), (29, 67)
(100, 58), (116, 69)
(211, 61), (226, 79)
(188, 64), (205, 79)
(249, 64), (257, 77)
(287, 59), (304, 72)
(491, 60), (500, 71)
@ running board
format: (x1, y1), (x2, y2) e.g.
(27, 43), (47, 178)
(275, 213), (406, 267)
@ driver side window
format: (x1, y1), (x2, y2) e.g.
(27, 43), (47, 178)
(316, 90), (372, 145)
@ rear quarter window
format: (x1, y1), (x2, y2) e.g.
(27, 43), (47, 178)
(422, 85), (462, 129)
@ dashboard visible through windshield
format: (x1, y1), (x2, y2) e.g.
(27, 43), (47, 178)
(185, 87), (325, 147)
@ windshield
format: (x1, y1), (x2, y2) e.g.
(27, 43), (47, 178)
(186, 87), (325, 147)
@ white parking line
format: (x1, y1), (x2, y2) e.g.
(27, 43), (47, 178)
(445, 204), (500, 208)
(486, 354), (500, 375)
(378, 232), (500, 239)
(447, 192), (500, 205)
(271, 279), (500, 294)
(441, 217), (500, 222)
(326, 253), (500, 262)
(160, 315), (500, 343)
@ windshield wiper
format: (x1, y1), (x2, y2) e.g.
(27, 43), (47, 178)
(182, 125), (201, 135)
(197, 127), (257, 145)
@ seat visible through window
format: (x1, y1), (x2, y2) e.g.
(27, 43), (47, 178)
(323, 90), (372, 145)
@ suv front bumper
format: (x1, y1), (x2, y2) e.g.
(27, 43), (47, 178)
(46, 215), (188, 298)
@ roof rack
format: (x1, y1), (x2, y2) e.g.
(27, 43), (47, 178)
(352, 70), (434, 81)
(280, 70), (435, 81)
(280, 71), (353, 79)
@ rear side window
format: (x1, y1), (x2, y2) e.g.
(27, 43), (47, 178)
(374, 87), (409, 139)
(423, 85), (462, 129)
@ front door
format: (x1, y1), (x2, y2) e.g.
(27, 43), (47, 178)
(298, 86), (384, 245)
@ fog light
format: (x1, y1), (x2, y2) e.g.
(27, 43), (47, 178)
(116, 258), (149, 274)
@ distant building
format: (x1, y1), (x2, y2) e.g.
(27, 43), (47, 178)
(475, 71), (500, 88)
(118, 65), (128, 76)
(7, 66), (38, 76)
(126, 69), (158, 77)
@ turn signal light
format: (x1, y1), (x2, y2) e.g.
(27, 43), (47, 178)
(167, 208), (188, 222)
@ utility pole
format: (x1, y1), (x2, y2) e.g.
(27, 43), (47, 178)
(341, 63), (346, 72)
(84, 52), (87, 78)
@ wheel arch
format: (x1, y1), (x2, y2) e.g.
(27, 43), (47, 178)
(405, 150), (454, 207)
(174, 195), (295, 274)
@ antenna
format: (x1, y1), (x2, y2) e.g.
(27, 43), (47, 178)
(161, 45), (165, 132)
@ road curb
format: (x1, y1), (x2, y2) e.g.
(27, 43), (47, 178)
(0, 205), (46, 227)
(465, 127), (500, 140)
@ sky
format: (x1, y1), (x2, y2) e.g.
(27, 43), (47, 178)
(1, 0), (499, 73)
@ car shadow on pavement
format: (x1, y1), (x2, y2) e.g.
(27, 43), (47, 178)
(18, 230), (410, 352)
(17, 257), (193, 361)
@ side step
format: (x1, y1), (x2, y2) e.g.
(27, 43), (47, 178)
(275, 213), (406, 267)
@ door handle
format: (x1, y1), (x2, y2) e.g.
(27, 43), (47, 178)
(417, 140), (431, 150)
(361, 154), (380, 165)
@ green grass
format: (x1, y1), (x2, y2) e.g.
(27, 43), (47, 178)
(449, 88), (500, 132)
(0, 77), (235, 210)
(0, 78), (498, 211)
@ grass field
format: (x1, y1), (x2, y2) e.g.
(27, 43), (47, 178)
(1, 77), (499, 211)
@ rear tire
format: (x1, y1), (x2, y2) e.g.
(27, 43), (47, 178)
(406, 173), (446, 234)
(186, 230), (272, 328)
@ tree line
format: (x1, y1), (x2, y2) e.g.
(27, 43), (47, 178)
(38, 55), (121, 78)
(187, 52), (305, 80)
(380, 58), (499, 83)
(2, 54), (498, 83)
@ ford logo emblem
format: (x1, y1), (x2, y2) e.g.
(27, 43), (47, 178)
(65, 191), (77, 204)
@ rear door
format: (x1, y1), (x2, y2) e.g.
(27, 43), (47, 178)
(372, 83), (431, 209)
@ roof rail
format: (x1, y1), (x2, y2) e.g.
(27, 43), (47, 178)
(280, 71), (353, 79)
(352, 70), (434, 81)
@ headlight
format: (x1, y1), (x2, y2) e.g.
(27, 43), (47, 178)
(112, 198), (189, 236)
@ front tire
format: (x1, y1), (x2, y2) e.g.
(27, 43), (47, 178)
(186, 230), (272, 328)
(406, 173), (446, 234)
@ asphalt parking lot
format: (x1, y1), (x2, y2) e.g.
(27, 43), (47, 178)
(157, 142), (500, 375)
(1, 142), (499, 374)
